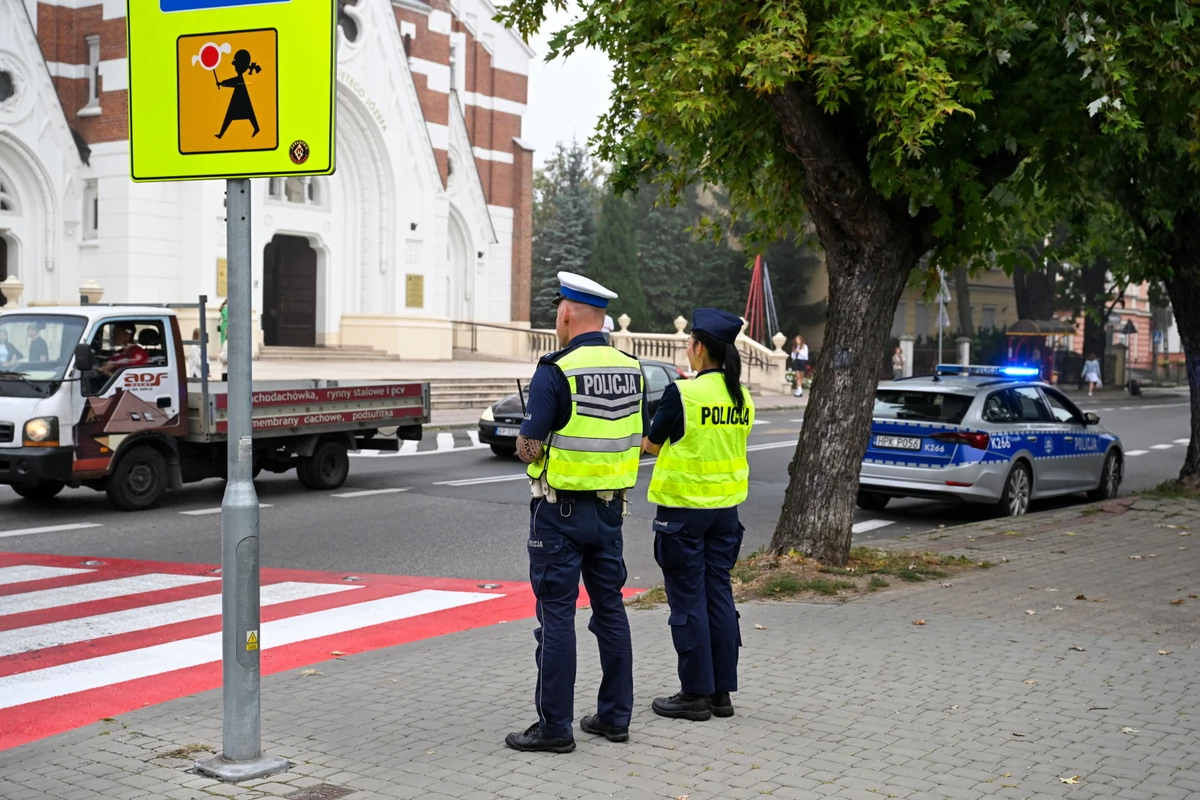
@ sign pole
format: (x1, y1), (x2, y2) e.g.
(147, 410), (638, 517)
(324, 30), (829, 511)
(197, 179), (288, 782)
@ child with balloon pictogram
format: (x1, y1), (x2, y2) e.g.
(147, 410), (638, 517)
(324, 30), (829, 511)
(191, 41), (262, 139)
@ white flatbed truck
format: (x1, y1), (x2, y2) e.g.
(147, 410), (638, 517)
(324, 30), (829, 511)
(0, 302), (428, 510)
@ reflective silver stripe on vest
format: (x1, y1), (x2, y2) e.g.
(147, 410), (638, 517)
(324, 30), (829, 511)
(570, 393), (642, 409)
(561, 366), (644, 377)
(550, 432), (643, 453)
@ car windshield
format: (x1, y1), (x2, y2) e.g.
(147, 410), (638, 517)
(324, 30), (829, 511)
(0, 314), (88, 390)
(873, 389), (974, 424)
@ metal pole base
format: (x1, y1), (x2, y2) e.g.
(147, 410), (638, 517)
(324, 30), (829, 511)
(195, 752), (290, 783)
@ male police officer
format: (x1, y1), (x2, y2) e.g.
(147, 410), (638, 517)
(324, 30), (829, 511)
(505, 272), (645, 754)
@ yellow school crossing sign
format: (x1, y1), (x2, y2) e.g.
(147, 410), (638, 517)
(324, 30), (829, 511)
(127, 0), (336, 181)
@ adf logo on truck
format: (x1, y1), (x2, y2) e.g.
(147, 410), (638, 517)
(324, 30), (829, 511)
(124, 372), (167, 389)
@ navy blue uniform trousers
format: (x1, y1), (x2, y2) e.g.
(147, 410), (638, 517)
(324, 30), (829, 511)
(528, 495), (634, 739)
(653, 506), (744, 695)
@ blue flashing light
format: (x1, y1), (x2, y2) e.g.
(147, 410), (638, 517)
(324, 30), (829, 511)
(933, 364), (1041, 379)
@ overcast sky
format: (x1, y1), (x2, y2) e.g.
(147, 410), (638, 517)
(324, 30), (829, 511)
(522, 8), (614, 167)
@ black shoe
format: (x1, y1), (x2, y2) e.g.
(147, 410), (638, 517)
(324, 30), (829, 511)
(505, 722), (576, 753)
(580, 715), (629, 742)
(652, 692), (712, 721)
(710, 692), (734, 718)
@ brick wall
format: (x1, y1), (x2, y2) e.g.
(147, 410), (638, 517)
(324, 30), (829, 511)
(510, 142), (533, 322)
(37, 2), (129, 143)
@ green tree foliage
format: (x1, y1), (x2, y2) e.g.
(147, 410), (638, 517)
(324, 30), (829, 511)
(530, 142), (601, 328)
(589, 190), (650, 329)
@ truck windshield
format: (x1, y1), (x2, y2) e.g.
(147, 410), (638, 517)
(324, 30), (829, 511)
(0, 314), (88, 394)
(874, 389), (974, 424)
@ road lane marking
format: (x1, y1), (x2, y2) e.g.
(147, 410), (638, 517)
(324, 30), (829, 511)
(467, 430), (481, 446)
(852, 520), (894, 534)
(746, 441), (798, 453)
(753, 420), (770, 426)
(0, 581), (357, 658)
(179, 504), (272, 516)
(0, 524), (103, 540)
(1151, 444), (1175, 450)
(789, 418), (805, 423)
(435, 474), (527, 487)
(0, 566), (93, 587)
(1, 574), (217, 616)
(1126, 450), (1149, 457)
(332, 488), (412, 499)
(436, 432), (455, 452)
(1175, 438), (1191, 444)
(0, 589), (501, 710)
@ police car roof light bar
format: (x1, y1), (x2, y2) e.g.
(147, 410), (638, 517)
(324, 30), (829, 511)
(933, 364), (1041, 378)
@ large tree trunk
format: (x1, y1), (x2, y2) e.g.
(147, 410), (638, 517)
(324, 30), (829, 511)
(1080, 258), (1110, 371)
(764, 85), (929, 566)
(1013, 261), (1058, 320)
(953, 265), (974, 337)
(1160, 210), (1200, 486)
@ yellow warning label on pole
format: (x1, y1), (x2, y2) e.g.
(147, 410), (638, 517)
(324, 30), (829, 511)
(246, 630), (259, 651)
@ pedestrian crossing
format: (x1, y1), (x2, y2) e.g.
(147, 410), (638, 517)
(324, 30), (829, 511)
(0, 553), (535, 750)
(352, 429), (487, 458)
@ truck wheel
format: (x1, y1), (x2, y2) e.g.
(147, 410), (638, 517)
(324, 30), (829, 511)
(855, 491), (890, 511)
(12, 482), (66, 502)
(298, 441), (349, 490)
(105, 446), (168, 511)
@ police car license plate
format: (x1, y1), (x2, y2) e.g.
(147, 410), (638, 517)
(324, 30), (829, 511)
(495, 426), (521, 438)
(874, 435), (922, 451)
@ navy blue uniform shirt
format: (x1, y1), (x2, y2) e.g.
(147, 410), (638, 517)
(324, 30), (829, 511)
(519, 332), (650, 441)
(647, 368), (723, 446)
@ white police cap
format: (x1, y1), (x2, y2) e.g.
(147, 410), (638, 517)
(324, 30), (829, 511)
(557, 271), (618, 309)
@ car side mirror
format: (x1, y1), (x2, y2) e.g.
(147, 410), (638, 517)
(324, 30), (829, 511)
(74, 343), (94, 373)
(1083, 412), (1100, 426)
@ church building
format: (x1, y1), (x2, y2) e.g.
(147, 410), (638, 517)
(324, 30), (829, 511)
(0, 0), (534, 358)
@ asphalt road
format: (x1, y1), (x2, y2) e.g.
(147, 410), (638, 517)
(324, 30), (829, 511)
(0, 393), (1190, 586)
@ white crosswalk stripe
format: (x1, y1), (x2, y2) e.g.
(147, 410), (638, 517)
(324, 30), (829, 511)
(3, 574), (217, 616)
(352, 429), (488, 458)
(0, 565), (93, 586)
(852, 520), (894, 534)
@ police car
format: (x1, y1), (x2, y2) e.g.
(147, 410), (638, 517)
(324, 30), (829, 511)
(857, 365), (1124, 517)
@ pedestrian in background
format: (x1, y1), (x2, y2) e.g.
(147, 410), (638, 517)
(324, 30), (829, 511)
(187, 328), (204, 379)
(789, 335), (808, 397)
(892, 345), (905, 381)
(506, 271), (644, 754)
(643, 308), (754, 721)
(1083, 352), (1102, 397)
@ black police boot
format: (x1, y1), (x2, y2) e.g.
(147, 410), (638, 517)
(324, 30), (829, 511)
(651, 692), (712, 721)
(505, 722), (576, 753)
(580, 715), (629, 743)
(710, 692), (734, 718)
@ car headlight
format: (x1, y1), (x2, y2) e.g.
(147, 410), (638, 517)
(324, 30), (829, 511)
(480, 405), (495, 422)
(23, 417), (59, 445)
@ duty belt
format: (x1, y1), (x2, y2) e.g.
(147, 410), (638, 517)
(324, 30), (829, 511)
(530, 477), (631, 516)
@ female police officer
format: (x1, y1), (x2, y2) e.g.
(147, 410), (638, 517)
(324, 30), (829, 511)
(642, 308), (753, 721)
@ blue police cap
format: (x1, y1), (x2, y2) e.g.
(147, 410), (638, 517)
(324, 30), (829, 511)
(691, 308), (743, 345)
(557, 271), (618, 309)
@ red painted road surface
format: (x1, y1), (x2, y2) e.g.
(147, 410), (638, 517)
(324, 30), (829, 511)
(0, 552), (635, 750)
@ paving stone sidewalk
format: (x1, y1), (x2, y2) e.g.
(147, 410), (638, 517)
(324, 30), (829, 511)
(2, 498), (1197, 800)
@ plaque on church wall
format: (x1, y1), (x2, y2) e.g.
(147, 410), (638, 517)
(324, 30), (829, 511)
(406, 274), (424, 309)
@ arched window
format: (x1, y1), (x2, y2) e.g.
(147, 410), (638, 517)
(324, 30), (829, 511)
(0, 172), (17, 213)
(337, 0), (359, 42)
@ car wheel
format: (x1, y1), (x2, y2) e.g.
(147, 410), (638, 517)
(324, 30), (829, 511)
(297, 441), (350, 490)
(995, 462), (1032, 518)
(12, 482), (66, 502)
(1087, 451), (1123, 501)
(855, 490), (890, 512)
(105, 446), (168, 511)
(490, 443), (517, 458)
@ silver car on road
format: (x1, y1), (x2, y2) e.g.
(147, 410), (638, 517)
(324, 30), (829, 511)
(857, 365), (1124, 516)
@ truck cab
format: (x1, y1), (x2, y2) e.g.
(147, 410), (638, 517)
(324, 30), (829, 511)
(0, 306), (186, 504)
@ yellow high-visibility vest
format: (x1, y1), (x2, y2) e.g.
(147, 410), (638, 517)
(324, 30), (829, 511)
(527, 345), (644, 491)
(648, 372), (754, 508)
